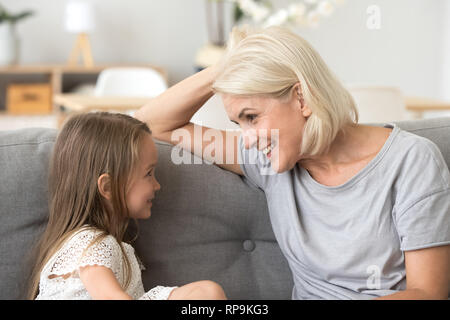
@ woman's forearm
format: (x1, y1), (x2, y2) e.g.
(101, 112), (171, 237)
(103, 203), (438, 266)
(135, 66), (217, 136)
(375, 288), (447, 300)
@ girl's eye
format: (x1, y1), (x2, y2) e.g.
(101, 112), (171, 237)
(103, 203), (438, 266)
(146, 170), (153, 177)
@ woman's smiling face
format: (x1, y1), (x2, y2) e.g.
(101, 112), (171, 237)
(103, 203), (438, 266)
(223, 87), (311, 173)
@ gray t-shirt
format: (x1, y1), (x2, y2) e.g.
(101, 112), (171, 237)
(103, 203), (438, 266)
(238, 123), (450, 300)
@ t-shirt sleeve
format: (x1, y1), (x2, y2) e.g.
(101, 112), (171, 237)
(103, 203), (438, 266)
(237, 133), (276, 190)
(394, 137), (450, 251)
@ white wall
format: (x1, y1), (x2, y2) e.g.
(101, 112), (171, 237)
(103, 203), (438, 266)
(2, 0), (448, 98)
(2, 0), (209, 85)
(295, 0), (445, 98)
(440, 0), (450, 100)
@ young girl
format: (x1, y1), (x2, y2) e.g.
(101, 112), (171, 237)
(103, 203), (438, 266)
(27, 112), (226, 300)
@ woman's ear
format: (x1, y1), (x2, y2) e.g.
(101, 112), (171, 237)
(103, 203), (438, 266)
(97, 173), (112, 200)
(292, 82), (312, 118)
(301, 104), (312, 118)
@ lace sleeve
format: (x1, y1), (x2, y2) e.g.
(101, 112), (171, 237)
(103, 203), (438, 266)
(78, 234), (122, 271)
(48, 229), (122, 278)
(138, 286), (178, 300)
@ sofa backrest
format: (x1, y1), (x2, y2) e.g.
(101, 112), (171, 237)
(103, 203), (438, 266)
(392, 117), (450, 169)
(131, 139), (293, 300)
(0, 127), (293, 299)
(0, 128), (56, 299)
(1, 117), (449, 299)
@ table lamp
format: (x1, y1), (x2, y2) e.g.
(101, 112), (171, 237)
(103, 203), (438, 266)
(65, 0), (95, 67)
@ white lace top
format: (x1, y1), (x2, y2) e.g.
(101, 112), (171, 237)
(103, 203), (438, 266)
(35, 227), (177, 300)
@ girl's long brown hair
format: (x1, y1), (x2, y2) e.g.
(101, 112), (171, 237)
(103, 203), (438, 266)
(27, 112), (151, 299)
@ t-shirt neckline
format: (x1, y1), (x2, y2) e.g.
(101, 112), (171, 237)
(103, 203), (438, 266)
(299, 123), (400, 191)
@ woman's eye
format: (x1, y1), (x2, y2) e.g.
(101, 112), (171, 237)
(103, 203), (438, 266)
(246, 114), (257, 122)
(146, 170), (153, 177)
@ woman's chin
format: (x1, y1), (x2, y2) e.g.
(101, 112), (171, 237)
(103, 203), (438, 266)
(271, 164), (287, 174)
(268, 157), (284, 174)
(270, 156), (297, 174)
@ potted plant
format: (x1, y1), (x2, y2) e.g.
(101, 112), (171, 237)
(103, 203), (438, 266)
(0, 4), (34, 65)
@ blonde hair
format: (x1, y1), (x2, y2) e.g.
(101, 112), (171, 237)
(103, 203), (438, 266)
(213, 25), (358, 157)
(26, 112), (151, 299)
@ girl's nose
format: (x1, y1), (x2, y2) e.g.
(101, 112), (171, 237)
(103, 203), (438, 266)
(154, 178), (161, 192)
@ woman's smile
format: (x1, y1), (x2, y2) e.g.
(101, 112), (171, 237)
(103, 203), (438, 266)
(262, 141), (276, 158)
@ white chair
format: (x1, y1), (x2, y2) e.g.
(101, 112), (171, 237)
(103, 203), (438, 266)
(94, 67), (167, 97)
(346, 85), (414, 123)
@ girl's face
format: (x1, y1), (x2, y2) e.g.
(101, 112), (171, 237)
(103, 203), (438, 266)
(126, 133), (161, 219)
(223, 88), (311, 173)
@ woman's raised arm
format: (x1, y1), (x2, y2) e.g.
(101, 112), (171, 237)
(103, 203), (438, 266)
(135, 67), (243, 176)
(135, 67), (216, 137)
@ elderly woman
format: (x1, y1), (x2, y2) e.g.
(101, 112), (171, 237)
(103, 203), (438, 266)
(135, 26), (450, 300)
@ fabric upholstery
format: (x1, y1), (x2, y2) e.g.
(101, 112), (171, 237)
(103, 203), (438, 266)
(1, 117), (449, 299)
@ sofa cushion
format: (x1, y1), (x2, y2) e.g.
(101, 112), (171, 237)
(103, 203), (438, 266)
(0, 128), (57, 299)
(0, 127), (292, 300)
(131, 141), (293, 299)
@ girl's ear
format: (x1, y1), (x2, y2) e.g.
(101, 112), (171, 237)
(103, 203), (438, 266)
(97, 173), (112, 200)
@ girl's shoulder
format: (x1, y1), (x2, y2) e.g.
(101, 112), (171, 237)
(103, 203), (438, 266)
(45, 226), (123, 277)
(65, 226), (124, 261)
(68, 226), (119, 249)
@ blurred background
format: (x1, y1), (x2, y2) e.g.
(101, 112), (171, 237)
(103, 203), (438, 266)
(0, 0), (449, 131)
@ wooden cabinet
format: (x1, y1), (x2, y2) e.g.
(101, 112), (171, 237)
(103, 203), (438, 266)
(7, 83), (52, 114)
(0, 64), (167, 114)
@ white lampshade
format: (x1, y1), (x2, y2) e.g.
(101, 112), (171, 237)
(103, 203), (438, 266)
(64, 1), (95, 33)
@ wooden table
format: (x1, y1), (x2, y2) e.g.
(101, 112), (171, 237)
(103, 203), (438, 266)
(405, 96), (450, 118)
(56, 94), (450, 113)
(54, 93), (153, 127)
(54, 94), (450, 128)
(54, 94), (151, 112)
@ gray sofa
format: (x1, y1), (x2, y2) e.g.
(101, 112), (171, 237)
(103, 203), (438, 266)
(1, 117), (449, 300)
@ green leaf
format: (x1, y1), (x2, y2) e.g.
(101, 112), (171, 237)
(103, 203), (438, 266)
(0, 5), (34, 24)
(234, 4), (244, 23)
(10, 10), (34, 24)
